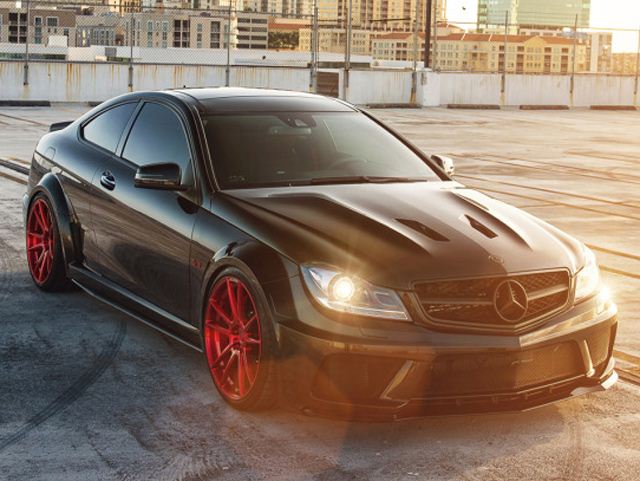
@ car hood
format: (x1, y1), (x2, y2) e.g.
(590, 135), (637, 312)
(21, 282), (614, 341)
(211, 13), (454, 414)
(217, 181), (584, 290)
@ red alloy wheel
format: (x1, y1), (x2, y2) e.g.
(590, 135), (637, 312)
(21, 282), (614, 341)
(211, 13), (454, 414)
(26, 198), (55, 285)
(204, 276), (262, 401)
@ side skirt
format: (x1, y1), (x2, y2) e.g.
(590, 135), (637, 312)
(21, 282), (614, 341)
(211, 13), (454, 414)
(69, 264), (202, 352)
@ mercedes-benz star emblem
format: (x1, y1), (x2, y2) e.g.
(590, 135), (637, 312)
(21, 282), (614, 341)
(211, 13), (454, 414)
(493, 280), (529, 323)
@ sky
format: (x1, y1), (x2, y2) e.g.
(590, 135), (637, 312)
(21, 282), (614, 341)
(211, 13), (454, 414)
(446, 0), (640, 51)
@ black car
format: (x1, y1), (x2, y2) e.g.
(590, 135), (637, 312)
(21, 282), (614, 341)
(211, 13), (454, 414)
(24, 88), (618, 418)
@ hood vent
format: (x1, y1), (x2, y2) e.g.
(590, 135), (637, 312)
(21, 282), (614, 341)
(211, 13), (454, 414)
(397, 219), (449, 242)
(464, 215), (498, 239)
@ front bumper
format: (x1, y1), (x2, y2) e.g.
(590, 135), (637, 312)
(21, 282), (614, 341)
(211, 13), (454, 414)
(273, 280), (618, 419)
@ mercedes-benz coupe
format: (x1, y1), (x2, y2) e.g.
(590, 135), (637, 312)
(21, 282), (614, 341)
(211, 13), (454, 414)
(24, 88), (618, 418)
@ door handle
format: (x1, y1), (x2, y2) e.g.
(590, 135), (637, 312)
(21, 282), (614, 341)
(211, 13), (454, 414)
(100, 171), (116, 191)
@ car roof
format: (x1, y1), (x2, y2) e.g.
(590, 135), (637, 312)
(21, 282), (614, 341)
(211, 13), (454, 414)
(171, 87), (318, 100)
(167, 87), (356, 113)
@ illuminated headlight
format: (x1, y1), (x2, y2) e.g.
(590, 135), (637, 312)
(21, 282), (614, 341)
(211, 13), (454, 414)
(574, 247), (601, 302)
(301, 265), (410, 321)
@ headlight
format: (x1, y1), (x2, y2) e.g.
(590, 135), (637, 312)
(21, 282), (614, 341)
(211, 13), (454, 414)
(574, 247), (601, 302)
(301, 264), (410, 321)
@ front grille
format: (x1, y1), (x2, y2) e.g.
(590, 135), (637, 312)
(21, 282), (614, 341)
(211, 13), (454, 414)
(415, 270), (571, 333)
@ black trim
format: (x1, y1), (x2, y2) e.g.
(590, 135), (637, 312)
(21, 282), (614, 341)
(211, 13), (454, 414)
(69, 264), (202, 350)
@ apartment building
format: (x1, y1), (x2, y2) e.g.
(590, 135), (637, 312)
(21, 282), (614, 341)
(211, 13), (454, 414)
(104, 0), (144, 15)
(0, 7), (77, 46)
(123, 12), (173, 48)
(121, 11), (238, 49)
(236, 12), (268, 49)
(612, 53), (638, 75)
(0, 6), (273, 51)
(76, 13), (120, 47)
(190, 14), (227, 49)
(587, 32), (613, 73)
(318, 0), (446, 30)
(298, 27), (371, 55)
(372, 32), (589, 74)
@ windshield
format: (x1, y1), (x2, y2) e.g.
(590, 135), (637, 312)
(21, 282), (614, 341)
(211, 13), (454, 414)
(202, 111), (441, 189)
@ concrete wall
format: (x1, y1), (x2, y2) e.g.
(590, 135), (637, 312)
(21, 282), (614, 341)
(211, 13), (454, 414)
(572, 75), (636, 107)
(505, 75), (570, 106)
(423, 71), (638, 108)
(345, 69), (413, 105)
(436, 73), (503, 106)
(1, 61), (638, 108)
(0, 61), (309, 103)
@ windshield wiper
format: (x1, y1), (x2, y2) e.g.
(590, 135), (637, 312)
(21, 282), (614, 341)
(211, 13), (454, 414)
(308, 176), (428, 185)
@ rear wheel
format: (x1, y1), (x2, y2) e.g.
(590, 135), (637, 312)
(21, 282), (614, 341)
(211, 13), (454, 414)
(26, 195), (68, 291)
(203, 268), (278, 410)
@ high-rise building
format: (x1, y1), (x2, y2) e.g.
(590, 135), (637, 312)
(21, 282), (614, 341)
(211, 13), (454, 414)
(318, 0), (445, 30)
(477, 0), (512, 30)
(478, 0), (590, 32)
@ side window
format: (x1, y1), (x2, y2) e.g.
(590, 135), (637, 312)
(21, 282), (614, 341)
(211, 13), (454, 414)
(82, 103), (136, 153)
(122, 103), (192, 177)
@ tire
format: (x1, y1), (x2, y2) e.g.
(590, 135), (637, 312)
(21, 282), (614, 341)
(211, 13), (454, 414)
(202, 266), (279, 411)
(25, 193), (69, 291)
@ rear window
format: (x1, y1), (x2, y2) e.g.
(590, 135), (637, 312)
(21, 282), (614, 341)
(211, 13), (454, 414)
(82, 103), (136, 153)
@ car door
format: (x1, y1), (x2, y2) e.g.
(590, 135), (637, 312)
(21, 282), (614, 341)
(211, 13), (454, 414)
(72, 101), (138, 271)
(90, 100), (199, 322)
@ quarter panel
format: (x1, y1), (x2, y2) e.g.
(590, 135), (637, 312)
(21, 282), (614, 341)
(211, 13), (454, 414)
(31, 128), (103, 268)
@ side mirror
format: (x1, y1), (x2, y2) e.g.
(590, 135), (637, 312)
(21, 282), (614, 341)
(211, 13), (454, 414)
(431, 155), (455, 176)
(134, 163), (185, 190)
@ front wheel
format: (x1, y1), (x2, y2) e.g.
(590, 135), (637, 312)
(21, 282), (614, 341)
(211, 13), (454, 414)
(25, 194), (69, 291)
(203, 268), (279, 410)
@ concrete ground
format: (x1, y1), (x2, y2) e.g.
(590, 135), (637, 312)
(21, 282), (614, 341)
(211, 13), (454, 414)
(0, 105), (639, 481)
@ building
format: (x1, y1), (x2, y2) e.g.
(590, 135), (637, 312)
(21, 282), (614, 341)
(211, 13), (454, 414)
(299, 26), (370, 55)
(123, 12), (173, 48)
(189, 13), (229, 49)
(268, 17), (308, 50)
(478, 0), (590, 32)
(242, 0), (312, 16)
(122, 10), (237, 49)
(104, 0), (144, 15)
(236, 12), (268, 49)
(588, 31), (612, 73)
(0, 7), (77, 47)
(317, 0), (446, 30)
(520, 28), (612, 73)
(612, 52), (638, 75)
(372, 31), (589, 74)
(76, 13), (121, 47)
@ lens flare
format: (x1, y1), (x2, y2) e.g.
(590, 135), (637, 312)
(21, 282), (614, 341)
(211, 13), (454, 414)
(332, 276), (356, 302)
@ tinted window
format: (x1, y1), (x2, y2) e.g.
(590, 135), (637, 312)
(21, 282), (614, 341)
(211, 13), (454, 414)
(122, 103), (191, 175)
(83, 103), (136, 153)
(202, 112), (440, 189)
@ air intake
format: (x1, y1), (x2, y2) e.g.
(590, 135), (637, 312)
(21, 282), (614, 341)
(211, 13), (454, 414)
(397, 219), (449, 242)
(464, 215), (497, 239)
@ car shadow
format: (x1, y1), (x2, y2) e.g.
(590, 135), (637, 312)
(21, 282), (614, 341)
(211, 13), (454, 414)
(0, 270), (585, 481)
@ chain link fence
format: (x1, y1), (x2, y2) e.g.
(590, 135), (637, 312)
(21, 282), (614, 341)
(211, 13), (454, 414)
(0, 1), (639, 98)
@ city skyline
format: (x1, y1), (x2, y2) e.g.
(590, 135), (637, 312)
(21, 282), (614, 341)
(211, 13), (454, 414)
(447, 0), (640, 51)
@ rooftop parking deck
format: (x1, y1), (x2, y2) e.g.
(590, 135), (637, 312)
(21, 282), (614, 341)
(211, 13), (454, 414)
(1, 105), (639, 481)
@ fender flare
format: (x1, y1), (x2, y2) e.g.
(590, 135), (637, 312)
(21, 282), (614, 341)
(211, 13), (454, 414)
(27, 173), (79, 270)
(197, 240), (298, 342)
